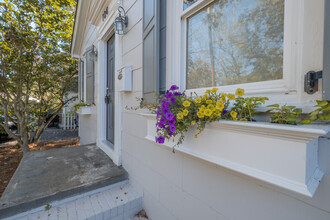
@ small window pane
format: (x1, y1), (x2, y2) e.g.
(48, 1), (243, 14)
(186, 0), (284, 89)
(183, 0), (198, 10)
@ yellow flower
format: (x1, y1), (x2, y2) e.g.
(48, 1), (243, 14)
(199, 109), (205, 114)
(205, 89), (211, 94)
(177, 112), (183, 120)
(235, 88), (245, 97)
(203, 94), (208, 100)
(200, 105), (206, 110)
(194, 135), (198, 138)
(183, 109), (189, 116)
(197, 111), (204, 118)
(206, 99), (212, 104)
(227, 93), (235, 100)
(221, 93), (226, 99)
(215, 110), (221, 117)
(230, 111), (237, 119)
(207, 104), (214, 110)
(191, 120), (196, 125)
(194, 98), (202, 104)
(204, 109), (212, 117)
(183, 100), (191, 107)
(211, 88), (218, 93)
(216, 102), (224, 111)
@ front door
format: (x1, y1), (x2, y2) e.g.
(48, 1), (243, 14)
(106, 35), (115, 145)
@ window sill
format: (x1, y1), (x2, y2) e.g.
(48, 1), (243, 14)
(141, 113), (329, 197)
(77, 106), (92, 115)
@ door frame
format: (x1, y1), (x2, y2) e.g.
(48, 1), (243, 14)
(97, 22), (123, 166)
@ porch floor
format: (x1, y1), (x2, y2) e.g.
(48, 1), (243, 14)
(0, 144), (128, 219)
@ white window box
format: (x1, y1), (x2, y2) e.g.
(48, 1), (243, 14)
(142, 113), (329, 197)
(77, 106), (92, 115)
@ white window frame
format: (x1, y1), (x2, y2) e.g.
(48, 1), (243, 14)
(167, 0), (324, 111)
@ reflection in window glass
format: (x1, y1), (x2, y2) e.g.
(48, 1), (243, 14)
(186, 0), (284, 89)
(183, 0), (198, 10)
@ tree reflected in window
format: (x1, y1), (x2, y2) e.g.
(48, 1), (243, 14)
(184, 0), (198, 10)
(186, 0), (284, 89)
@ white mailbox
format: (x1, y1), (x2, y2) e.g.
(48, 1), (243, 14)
(118, 66), (132, 92)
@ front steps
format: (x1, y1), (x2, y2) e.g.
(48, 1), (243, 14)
(5, 183), (143, 220)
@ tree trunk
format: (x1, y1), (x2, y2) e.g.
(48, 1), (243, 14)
(21, 139), (30, 154)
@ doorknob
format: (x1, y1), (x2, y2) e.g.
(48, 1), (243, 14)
(105, 94), (112, 104)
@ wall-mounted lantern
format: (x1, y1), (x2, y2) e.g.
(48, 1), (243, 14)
(114, 6), (128, 35)
(88, 45), (98, 61)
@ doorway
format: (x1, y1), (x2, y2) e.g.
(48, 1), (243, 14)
(106, 35), (115, 146)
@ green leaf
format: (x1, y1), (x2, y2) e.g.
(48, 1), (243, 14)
(267, 104), (279, 108)
(286, 117), (297, 122)
(310, 110), (320, 117)
(315, 100), (328, 107)
(300, 119), (311, 124)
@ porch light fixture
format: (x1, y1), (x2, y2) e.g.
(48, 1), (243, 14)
(88, 45), (98, 61)
(114, 6), (128, 35)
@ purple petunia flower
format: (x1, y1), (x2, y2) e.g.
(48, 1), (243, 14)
(169, 126), (176, 132)
(158, 123), (165, 129)
(170, 85), (179, 91)
(168, 131), (173, 136)
(168, 119), (175, 126)
(163, 108), (170, 114)
(166, 112), (174, 120)
(156, 136), (165, 144)
(165, 92), (173, 99)
(170, 97), (176, 104)
(162, 101), (170, 110)
(159, 117), (166, 125)
(163, 100), (170, 106)
(222, 109), (228, 115)
(174, 92), (182, 96)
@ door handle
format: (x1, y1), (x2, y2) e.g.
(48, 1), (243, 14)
(105, 94), (112, 104)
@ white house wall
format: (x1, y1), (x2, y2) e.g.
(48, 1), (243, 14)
(74, 0), (330, 219)
(79, 22), (98, 145)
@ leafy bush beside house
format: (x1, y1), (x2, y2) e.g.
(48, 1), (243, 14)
(0, 0), (77, 153)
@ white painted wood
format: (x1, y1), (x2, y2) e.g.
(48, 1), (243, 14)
(7, 184), (142, 220)
(117, 66), (133, 92)
(77, 106), (92, 115)
(142, 113), (328, 197)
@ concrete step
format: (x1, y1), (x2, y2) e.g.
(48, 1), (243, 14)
(6, 183), (143, 220)
(0, 145), (128, 219)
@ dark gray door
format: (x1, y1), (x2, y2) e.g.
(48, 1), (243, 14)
(106, 36), (115, 145)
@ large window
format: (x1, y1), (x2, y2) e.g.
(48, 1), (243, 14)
(186, 0), (284, 89)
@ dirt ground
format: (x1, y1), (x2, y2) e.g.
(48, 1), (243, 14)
(0, 137), (80, 198)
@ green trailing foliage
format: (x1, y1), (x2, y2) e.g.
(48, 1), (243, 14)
(266, 104), (302, 125)
(231, 96), (269, 121)
(44, 204), (52, 211)
(72, 102), (89, 114)
(300, 101), (330, 124)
